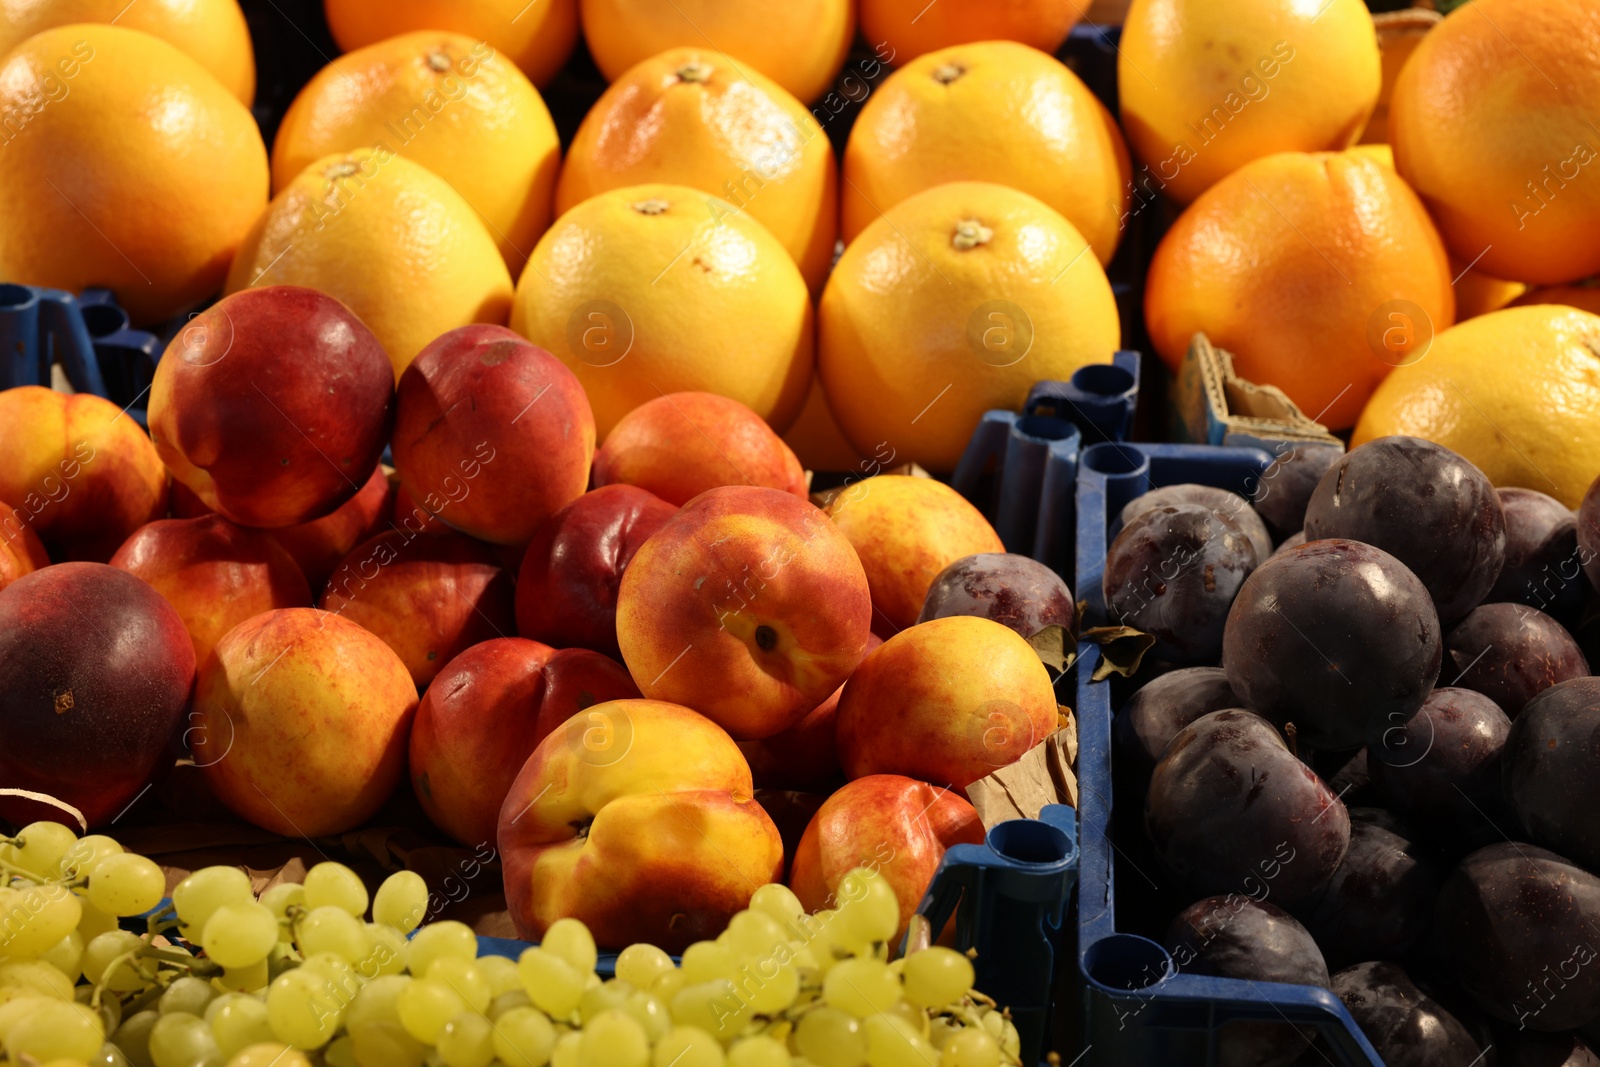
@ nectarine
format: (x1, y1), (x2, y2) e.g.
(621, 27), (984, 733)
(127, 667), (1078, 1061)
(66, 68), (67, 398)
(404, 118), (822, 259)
(268, 463), (392, 594)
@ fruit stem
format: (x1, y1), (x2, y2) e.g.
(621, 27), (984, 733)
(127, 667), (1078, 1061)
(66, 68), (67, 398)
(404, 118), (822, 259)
(1284, 722), (1299, 760)
(631, 198), (671, 216)
(426, 49), (451, 73)
(676, 61), (714, 83)
(952, 219), (994, 251)
(932, 62), (967, 84)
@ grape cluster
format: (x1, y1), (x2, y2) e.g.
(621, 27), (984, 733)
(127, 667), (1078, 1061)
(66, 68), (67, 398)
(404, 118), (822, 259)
(0, 823), (1021, 1067)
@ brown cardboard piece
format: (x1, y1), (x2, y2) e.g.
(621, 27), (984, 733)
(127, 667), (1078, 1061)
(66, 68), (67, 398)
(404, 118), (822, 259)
(965, 708), (1078, 827)
(1172, 333), (1344, 450)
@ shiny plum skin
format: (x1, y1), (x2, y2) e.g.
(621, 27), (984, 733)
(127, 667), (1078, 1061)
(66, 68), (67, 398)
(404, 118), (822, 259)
(1303, 435), (1506, 624)
(1433, 842), (1600, 1031)
(1581, 473), (1600, 594)
(1446, 602), (1590, 718)
(1251, 443), (1344, 540)
(1104, 504), (1259, 665)
(916, 552), (1075, 643)
(1367, 687), (1511, 846)
(1271, 530), (1306, 556)
(1504, 678), (1600, 872)
(1491, 488), (1586, 624)
(1296, 818), (1441, 971)
(1223, 539), (1442, 751)
(1113, 666), (1239, 772)
(1331, 962), (1482, 1066)
(1146, 709), (1349, 904)
(1121, 484), (1274, 565)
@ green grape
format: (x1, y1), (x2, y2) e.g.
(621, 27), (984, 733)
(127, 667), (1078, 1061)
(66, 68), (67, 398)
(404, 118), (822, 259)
(395, 976), (467, 1044)
(158, 976), (216, 1017)
(81, 981), (122, 1037)
(12, 820), (79, 877)
(864, 1014), (935, 1067)
(324, 1034), (359, 1067)
(259, 883), (306, 925)
(202, 901), (279, 969)
(652, 1026), (725, 1067)
(405, 920), (477, 978)
(490, 989), (534, 1020)
(303, 862), (369, 918)
(0, 883), (83, 957)
(551, 1030), (583, 1067)
(681, 941), (737, 983)
(427, 956), (492, 1014)
(834, 870), (901, 946)
(491, 1005), (556, 1067)
(112, 1009), (160, 1067)
(744, 961), (799, 1015)
(172, 867), (251, 931)
(41, 928), (85, 981)
(939, 1026), (998, 1067)
(670, 979), (750, 1040)
(796, 1004), (866, 1067)
(217, 958), (270, 994)
(475, 953), (521, 996)
(148, 1011), (219, 1067)
(204, 993), (273, 1058)
(83, 930), (146, 993)
(348, 1019), (425, 1067)
(540, 917), (597, 975)
(266, 968), (342, 1049)
(748, 883), (803, 926)
(621, 990), (669, 1041)
(901, 948), (974, 1009)
(0, 958), (76, 1000)
(614, 944), (674, 991)
(372, 870), (428, 935)
(576, 978), (630, 1023)
(651, 968), (688, 1003)
(0, 995), (49, 1042)
(6, 999), (103, 1062)
(725, 911), (787, 961)
(824, 959), (901, 1018)
(357, 923), (408, 979)
(86, 853), (164, 917)
(77, 899), (120, 943)
(577, 1009), (648, 1067)
(296, 905), (367, 963)
(517, 947), (584, 1018)
(437, 1011), (496, 1067)
(58, 833), (124, 880)
(726, 1035), (789, 1067)
(345, 974), (410, 1031)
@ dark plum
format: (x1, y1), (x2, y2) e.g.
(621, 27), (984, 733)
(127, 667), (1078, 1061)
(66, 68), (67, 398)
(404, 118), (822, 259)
(1368, 687), (1510, 839)
(1250, 443), (1343, 539)
(1502, 1033), (1600, 1067)
(1223, 539), (1442, 750)
(1297, 819), (1441, 970)
(1504, 677), (1600, 872)
(1433, 842), (1600, 1031)
(1446, 603), (1589, 718)
(1330, 961), (1482, 1066)
(1303, 435), (1505, 623)
(1271, 530), (1307, 556)
(1146, 709), (1349, 904)
(1582, 473), (1600, 593)
(916, 552), (1075, 642)
(1121, 483), (1274, 564)
(1113, 666), (1240, 771)
(1104, 504), (1258, 664)
(1491, 488), (1586, 623)
(1326, 752), (1381, 809)
(1166, 896), (1328, 1067)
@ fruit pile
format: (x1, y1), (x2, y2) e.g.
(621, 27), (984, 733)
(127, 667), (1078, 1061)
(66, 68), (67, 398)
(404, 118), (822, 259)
(1103, 435), (1600, 1062)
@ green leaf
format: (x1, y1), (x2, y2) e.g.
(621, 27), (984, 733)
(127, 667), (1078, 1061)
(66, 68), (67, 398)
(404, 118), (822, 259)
(1081, 625), (1157, 681)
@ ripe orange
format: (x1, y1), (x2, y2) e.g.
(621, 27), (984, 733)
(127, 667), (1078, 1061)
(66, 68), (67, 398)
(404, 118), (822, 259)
(841, 40), (1129, 265)
(557, 48), (837, 294)
(819, 181), (1120, 472)
(1389, 0), (1600, 284)
(1454, 260), (1526, 320)
(859, 0), (1079, 65)
(227, 149), (514, 379)
(1119, 0), (1380, 205)
(0, 0), (255, 104)
(273, 31), (559, 273)
(0, 25), (267, 325)
(323, 0), (579, 87)
(1509, 285), (1600, 317)
(510, 184), (813, 440)
(579, 0), (853, 104)
(1145, 151), (1454, 431)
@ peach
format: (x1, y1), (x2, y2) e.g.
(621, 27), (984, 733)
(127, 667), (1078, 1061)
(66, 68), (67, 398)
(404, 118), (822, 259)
(269, 464), (393, 593)
(823, 475), (1004, 636)
(320, 529), (516, 688)
(515, 485), (677, 660)
(392, 324), (593, 545)
(616, 486), (872, 740)
(110, 515), (311, 665)
(498, 698), (783, 951)
(0, 500), (49, 593)
(191, 608), (417, 837)
(739, 632), (882, 789)
(0, 385), (167, 562)
(836, 615), (1058, 788)
(789, 774), (985, 941)
(592, 392), (808, 506)
(409, 638), (641, 848)
(148, 286), (394, 528)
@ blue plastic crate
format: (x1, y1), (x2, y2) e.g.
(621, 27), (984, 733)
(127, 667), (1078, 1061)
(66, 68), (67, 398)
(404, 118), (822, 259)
(0, 283), (164, 425)
(1071, 441), (1386, 1067)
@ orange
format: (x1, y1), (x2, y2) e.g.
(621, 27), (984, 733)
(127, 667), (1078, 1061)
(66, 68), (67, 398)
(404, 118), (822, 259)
(819, 181), (1120, 472)
(323, 0), (579, 87)
(580, 0), (853, 104)
(1454, 259), (1526, 320)
(1390, 0), (1600, 284)
(841, 40), (1129, 265)
(0, 25), (267, 325)
(860, 0), (1079, 65)
(1145, 151), (1454, 431)
(556, 48), (837, 295)
(0, 0), (255, 104)
(273, 31), (559, 273)
(228, 149), (514, 379)
(1355, 305), (1600, 508)
(510, 184), (813, 440)
(1509, 284), (1600, 317)
(1119, 0), (1380, 205)
(1358, 9), (1440, 146)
